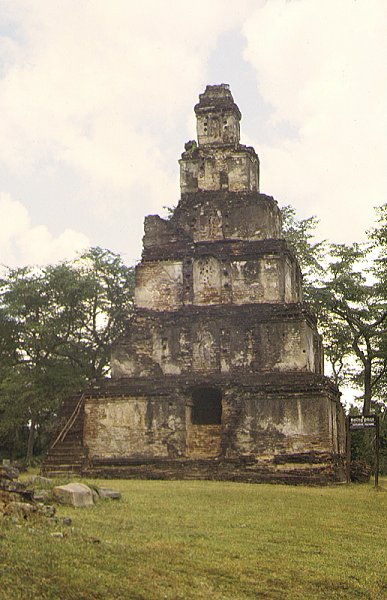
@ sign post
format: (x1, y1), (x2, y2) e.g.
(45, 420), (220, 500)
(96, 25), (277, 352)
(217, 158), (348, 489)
(347, 415), (380, 488)
(346, 416), (351, 484)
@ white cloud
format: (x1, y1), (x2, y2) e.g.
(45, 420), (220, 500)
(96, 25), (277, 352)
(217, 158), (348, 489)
(243, 0), (387, 242)
(0, 192), (89, 267)
(0, 0), (257, 263)
(0, 1), (254, 191)
(1, 0), (384, 266)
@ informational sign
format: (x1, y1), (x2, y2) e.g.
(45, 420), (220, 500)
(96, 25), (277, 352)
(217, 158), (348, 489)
(349, 415), (378, 430)
(346, 414), (380, 488)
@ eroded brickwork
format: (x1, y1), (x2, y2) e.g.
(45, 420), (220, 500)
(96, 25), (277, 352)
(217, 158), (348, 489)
(53, 84), (345, 483)
(84, 396), (186, 459)
(110, 306), (321, 378)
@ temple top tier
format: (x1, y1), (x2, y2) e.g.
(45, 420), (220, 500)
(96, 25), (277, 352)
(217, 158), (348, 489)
(180, 84), (260, 194)
(195, 84), (241, 147)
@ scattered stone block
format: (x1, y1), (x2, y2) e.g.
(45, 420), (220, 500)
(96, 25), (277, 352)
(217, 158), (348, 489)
(0, 465), (20, 480)
(52, 483), (94, 507)
(96, 487), (121, 500)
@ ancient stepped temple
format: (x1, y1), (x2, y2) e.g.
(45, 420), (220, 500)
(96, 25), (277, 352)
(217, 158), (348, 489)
(44, 84), (346, 483)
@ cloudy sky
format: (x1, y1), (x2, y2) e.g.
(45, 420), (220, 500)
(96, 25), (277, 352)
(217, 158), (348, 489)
(0, 0), (386, 268)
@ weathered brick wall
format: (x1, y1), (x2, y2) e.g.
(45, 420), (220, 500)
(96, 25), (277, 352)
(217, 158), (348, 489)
(141, 193), (282, 252)
(83, 387), (342, 463)
(136, 191), (300, 312)
(171, 192), (281, 243)
(179, 147), (259, 193)
(221, 392), (337, 458)
(179, 83), (260, 194)
(135, 254), (301, 311)
(187, 425), (222, 458)
(78, 84), (345, 483)
(84, 396), (186, 460)
(195, 88), (240, 147)
(111, 308), (321, 378)
(135, 261), (183, 310)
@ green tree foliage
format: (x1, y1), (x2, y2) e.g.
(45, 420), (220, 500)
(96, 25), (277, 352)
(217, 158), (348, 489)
(61, 247), (136, 383)
(0, 248), (135, 460)
(282, 205), (387, 473)
(281, 204), (387, 414)
(368, 203), (387, 400)
(280, 205), (326, 302)
(315, 242), (387, 414)
(0, 309), (19, 373)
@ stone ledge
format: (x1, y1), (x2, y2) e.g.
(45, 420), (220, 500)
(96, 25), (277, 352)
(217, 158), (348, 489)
(81, 372), (340, 400)
(82, 455), (345, 486)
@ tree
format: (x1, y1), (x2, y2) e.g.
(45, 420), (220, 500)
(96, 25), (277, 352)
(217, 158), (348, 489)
(314, 242), (387, 414)
(280, 205), (326, 302)
(0, 262), (86, 460)
(0, 247), (135, 460)
(0, 308), (19, 374)
(64, 247), (135, 382)
(368, 203), (387, 401)
(281, 205), (387, 415)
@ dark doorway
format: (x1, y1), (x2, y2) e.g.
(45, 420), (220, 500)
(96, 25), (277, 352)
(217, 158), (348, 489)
(191, 387), (222, 425)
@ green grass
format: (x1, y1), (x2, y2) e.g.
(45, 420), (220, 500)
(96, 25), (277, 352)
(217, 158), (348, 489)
(1, 477), (386, 600)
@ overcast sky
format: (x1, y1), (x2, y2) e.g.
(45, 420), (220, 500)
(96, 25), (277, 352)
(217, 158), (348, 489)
(1, 0), (386, 268)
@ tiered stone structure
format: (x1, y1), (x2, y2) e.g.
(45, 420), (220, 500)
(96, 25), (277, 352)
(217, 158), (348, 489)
(44, 85), (345, 483)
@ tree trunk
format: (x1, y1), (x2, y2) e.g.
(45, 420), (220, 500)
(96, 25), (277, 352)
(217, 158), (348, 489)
(26, 416), (36, 463)
(10, 429), (16, 461)
(363, 361), (372, 415)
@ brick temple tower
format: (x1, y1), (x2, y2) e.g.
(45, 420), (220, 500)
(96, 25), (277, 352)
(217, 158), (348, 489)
(44, 85), (346, 483)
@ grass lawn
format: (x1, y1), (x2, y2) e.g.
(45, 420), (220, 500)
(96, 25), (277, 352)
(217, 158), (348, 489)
(1, 476), (386, 600)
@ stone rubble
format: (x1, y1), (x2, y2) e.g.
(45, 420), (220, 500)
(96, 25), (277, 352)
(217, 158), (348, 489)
(0, 464), (56, 521)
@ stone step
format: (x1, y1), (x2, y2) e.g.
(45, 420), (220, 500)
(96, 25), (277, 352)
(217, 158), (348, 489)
(49, 433), (83, 445)
(52, 427), (84, 437)
(46, 437), (84, 446)
(49, 437), (83, 450)
(42, 394), (87, 476)
(48, 445), (84, 453)
(43, 460), (84, 468)
(44, 451), (85, 459)
(44, 463), (84, 471)
(44, 458), (85, 466)
(46, 452), (84, 460)
(44, 452), (86, 464)
(42, 469), (82, 477)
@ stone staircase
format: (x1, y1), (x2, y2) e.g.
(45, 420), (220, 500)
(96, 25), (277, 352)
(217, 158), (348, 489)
(42, 394), (88, 477)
